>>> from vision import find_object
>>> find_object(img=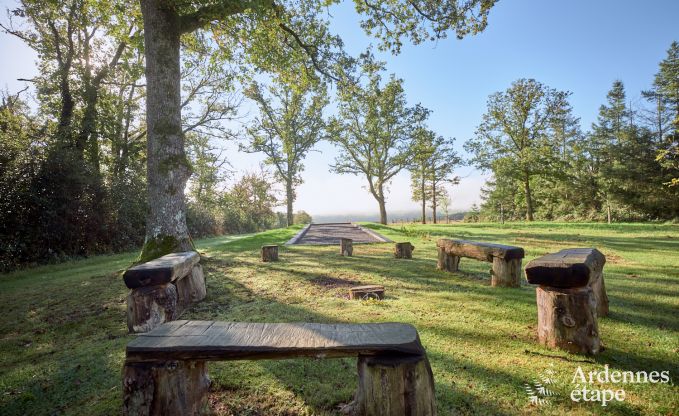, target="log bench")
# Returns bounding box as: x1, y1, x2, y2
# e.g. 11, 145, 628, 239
122, 320, 436, 416
436, 239, 525, 287
123, 252, 206, 333
525, 248, 607, 355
